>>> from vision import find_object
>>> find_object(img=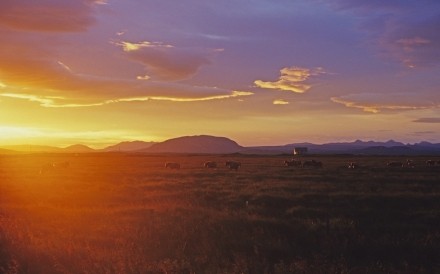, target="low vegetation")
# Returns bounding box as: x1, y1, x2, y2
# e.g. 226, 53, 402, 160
1, 153, 439, 273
